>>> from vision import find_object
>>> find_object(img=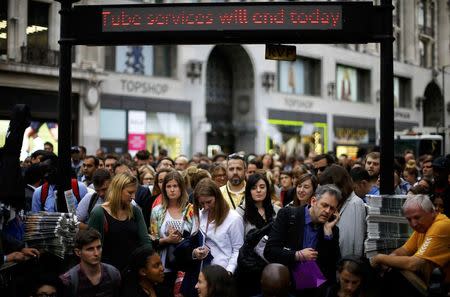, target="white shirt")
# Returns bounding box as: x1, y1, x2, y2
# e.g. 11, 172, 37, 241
193, 209, 244, 273
160, 211, 184, 272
